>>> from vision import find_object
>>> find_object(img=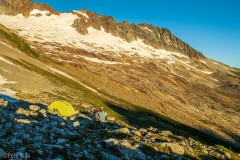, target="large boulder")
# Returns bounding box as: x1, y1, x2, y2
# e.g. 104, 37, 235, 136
132, 130, 142, 137
138, 128, 148, 135
29, 105, 40, 111
107, 117, 115, 124
15, 108, 30, 116
0, 148, 5, 158
15, 119, 31, 124
114, 128, 130, 135
158, 143, 185, 155
116, 147, 147, 160
101, 151, 121, 160
159, 130, 173, 136
104, 138, 119, 148
0, 129, 6, 137
0, 99, 8, 107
